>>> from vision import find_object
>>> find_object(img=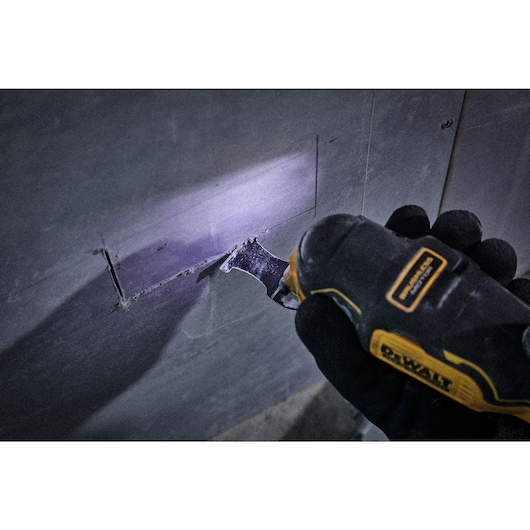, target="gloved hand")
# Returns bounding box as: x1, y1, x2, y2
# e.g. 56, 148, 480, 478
294, 205, 530, 440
